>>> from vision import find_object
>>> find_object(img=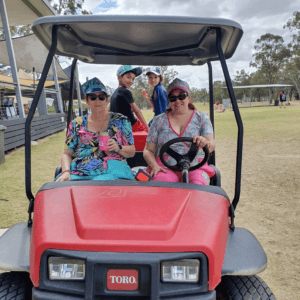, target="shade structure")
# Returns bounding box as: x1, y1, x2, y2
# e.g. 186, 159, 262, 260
0, 34, 69, 79
226, 84, 293, 89
0, 73, 68, 89
0, 0, 55, 26
32, 15, 243, 66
